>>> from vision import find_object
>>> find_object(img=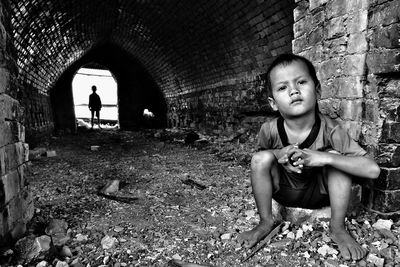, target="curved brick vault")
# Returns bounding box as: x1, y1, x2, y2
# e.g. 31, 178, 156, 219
10, 0, 295, 140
